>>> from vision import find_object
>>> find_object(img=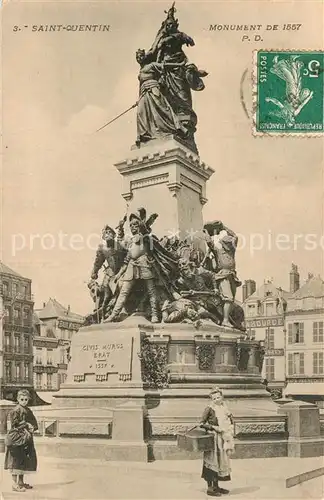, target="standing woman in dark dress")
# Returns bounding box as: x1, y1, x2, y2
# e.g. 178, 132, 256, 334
200, 387, 235, 496
4, 389, 38, 492
135, 48, 187, 146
